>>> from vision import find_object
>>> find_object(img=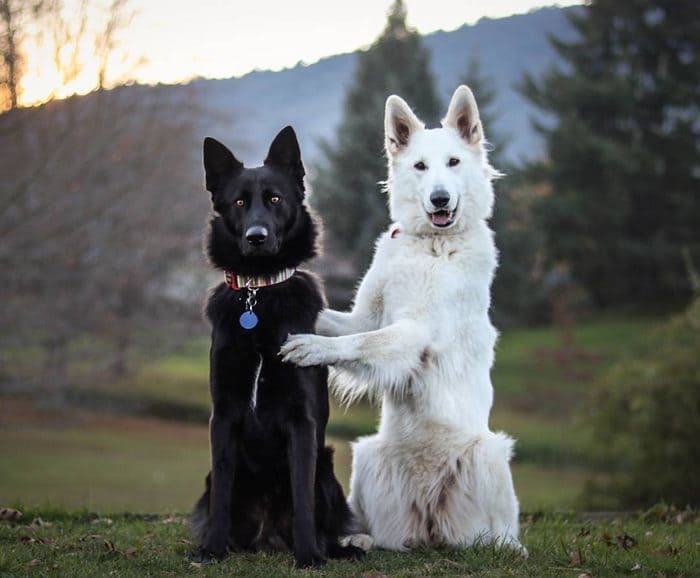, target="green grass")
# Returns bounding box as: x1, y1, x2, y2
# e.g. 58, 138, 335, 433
0, 507, 697, 577
100, 338, 211, 409
0, 414, 209, 513
102, 315, 662, 424
491, 316, 659, 411
0, 314, 668, 516
0, 407, 588, 514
